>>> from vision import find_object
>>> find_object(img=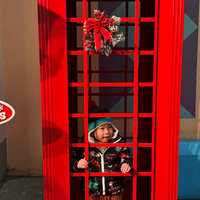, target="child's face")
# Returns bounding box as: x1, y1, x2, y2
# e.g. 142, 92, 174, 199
94, 123, 114, 143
